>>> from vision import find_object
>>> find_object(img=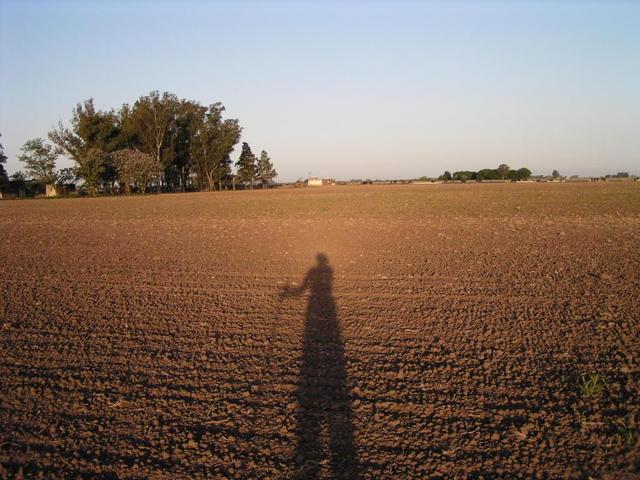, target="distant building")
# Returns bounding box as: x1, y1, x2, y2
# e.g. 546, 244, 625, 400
45, 184, 58, 197
306, 177, 323, 187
